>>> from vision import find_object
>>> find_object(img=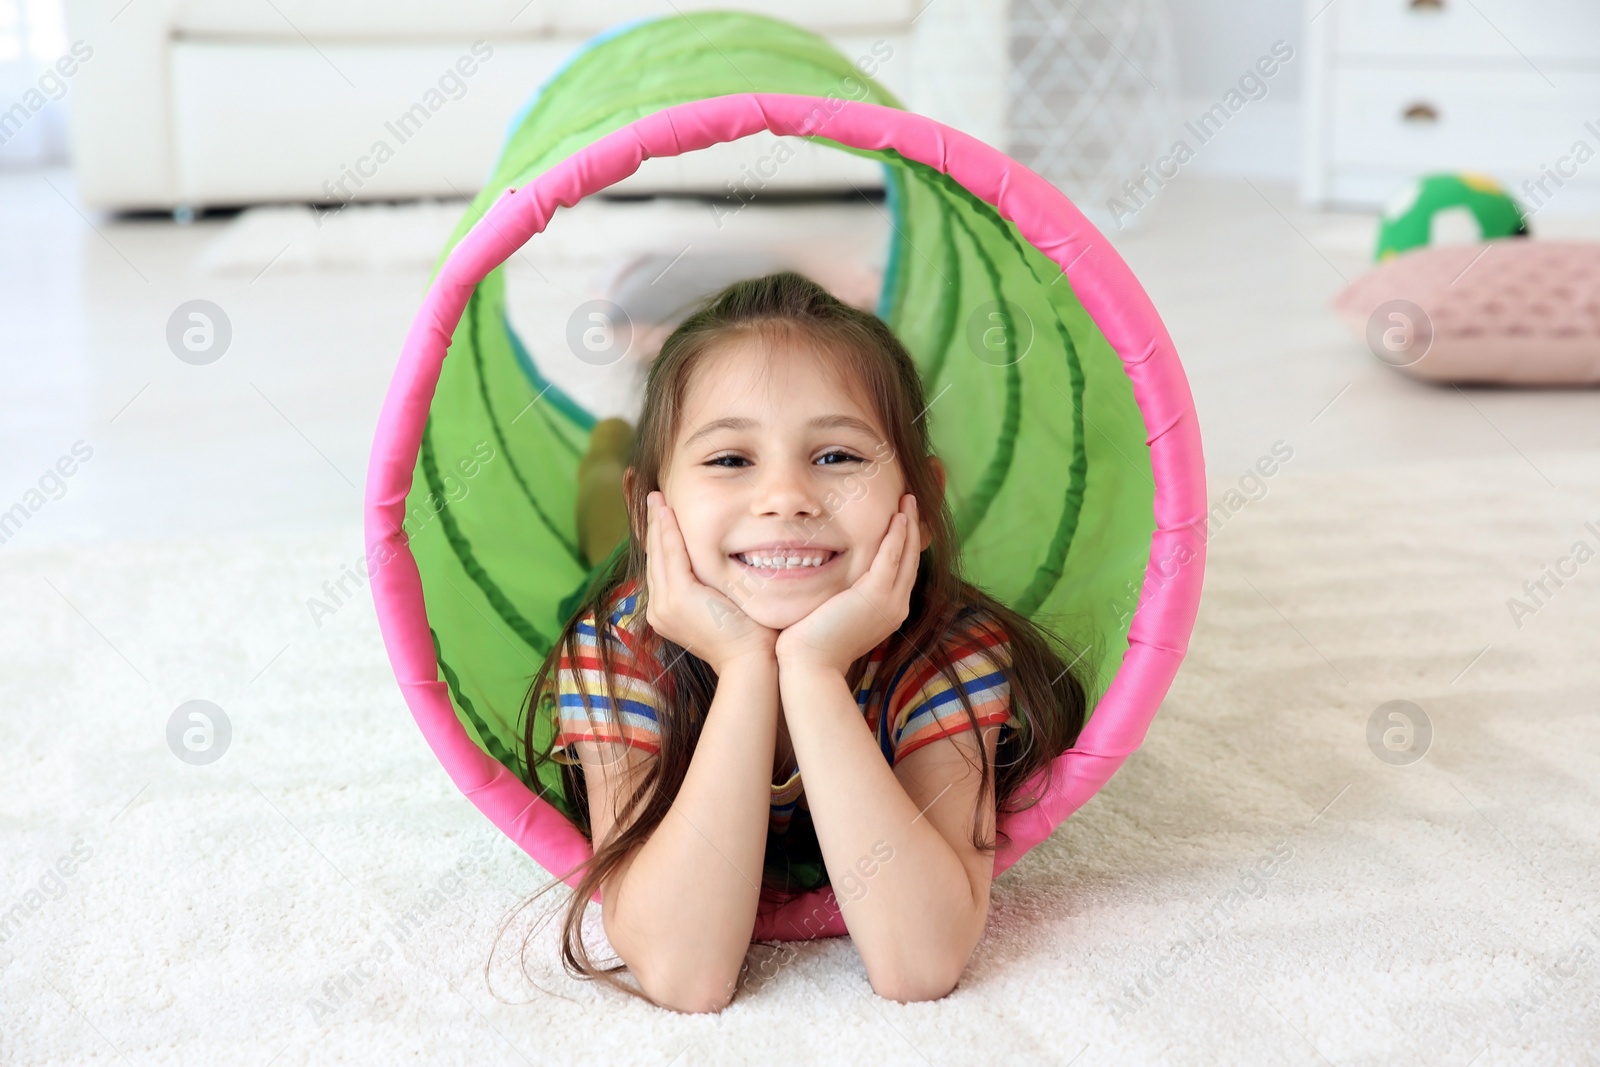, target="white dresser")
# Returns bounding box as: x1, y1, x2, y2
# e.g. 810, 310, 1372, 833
1301, 0, 1600, 212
